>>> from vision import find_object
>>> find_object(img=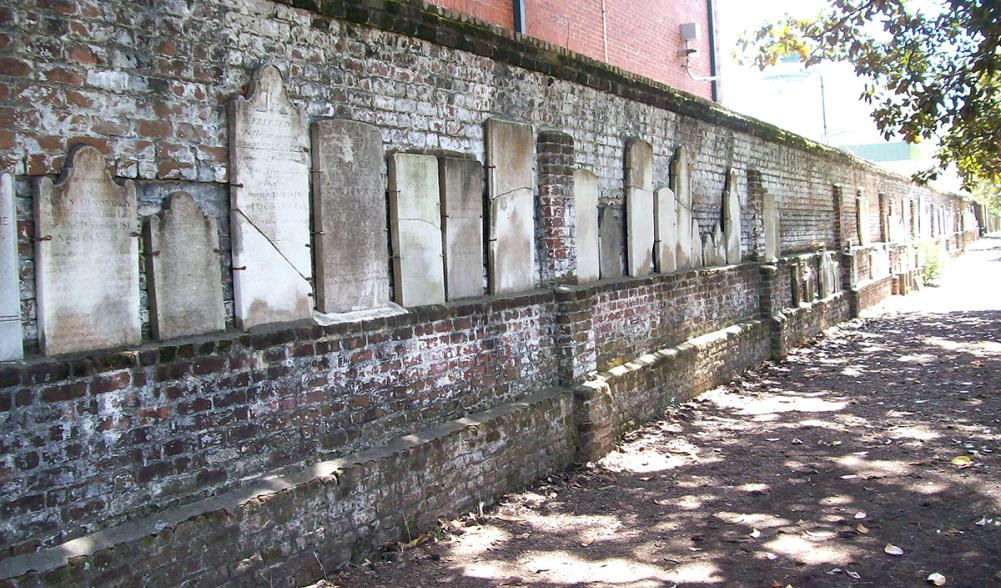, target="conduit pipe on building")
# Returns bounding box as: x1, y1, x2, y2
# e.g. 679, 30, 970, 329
600, 0, 609, 62
513, 0, 526, 33
706, 0, 719, 101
